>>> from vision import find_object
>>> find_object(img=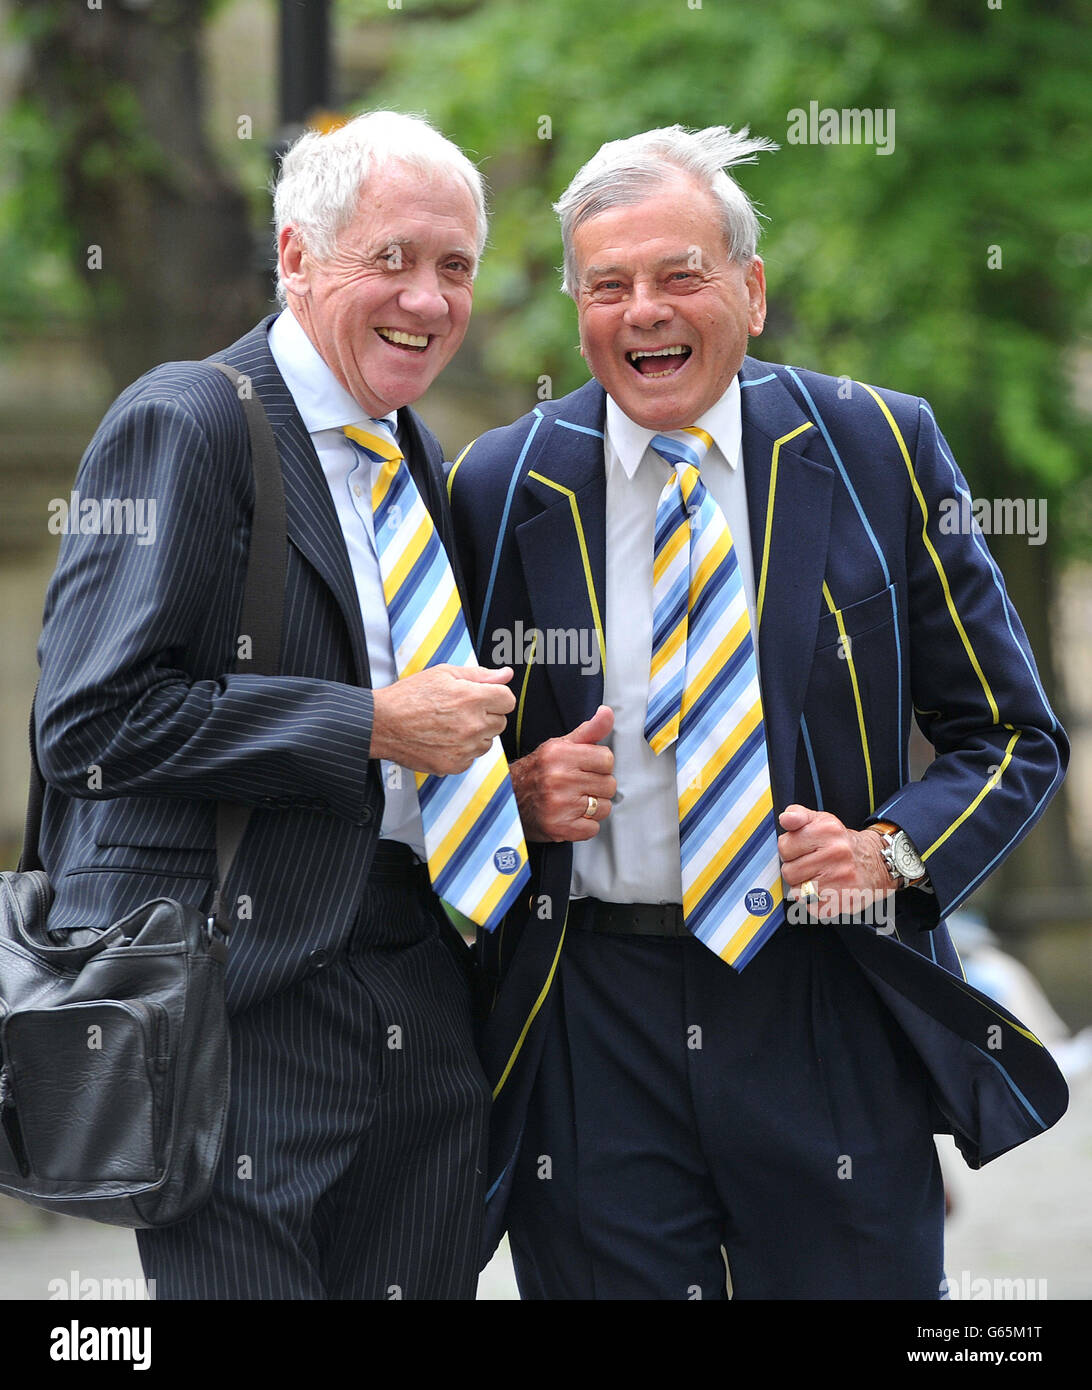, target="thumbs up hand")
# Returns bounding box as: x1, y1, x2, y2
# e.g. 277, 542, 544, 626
509, 705, 617, 842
